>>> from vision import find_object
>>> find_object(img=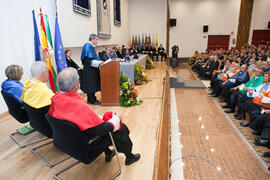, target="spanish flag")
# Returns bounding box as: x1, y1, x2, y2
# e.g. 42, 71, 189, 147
40, 12, 57, 93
